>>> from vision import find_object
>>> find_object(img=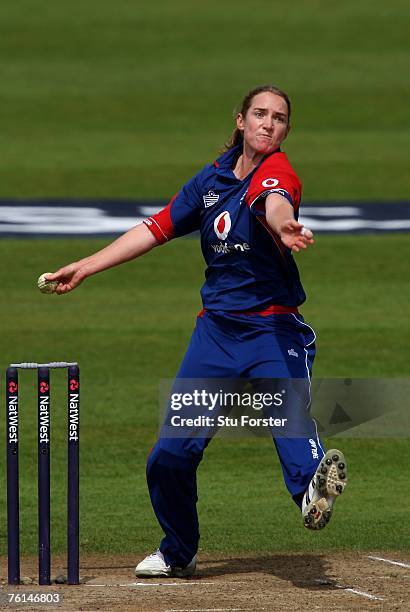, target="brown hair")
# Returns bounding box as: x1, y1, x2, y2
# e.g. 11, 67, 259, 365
224, 85, 291, 151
